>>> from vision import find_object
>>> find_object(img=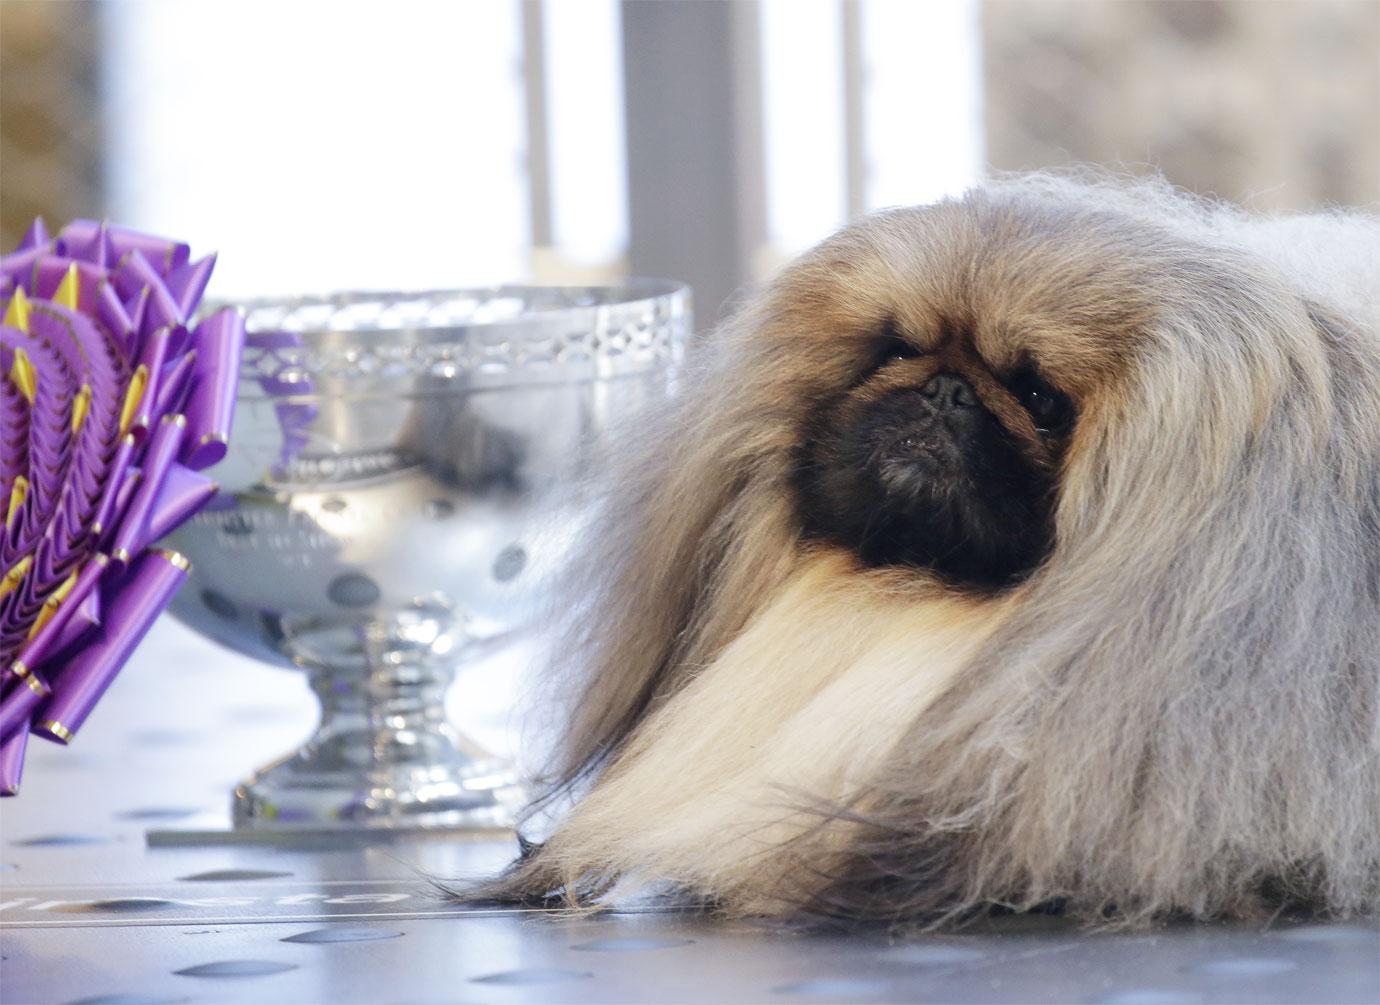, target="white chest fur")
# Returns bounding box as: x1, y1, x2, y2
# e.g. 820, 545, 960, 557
542, 551, 1013, 908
